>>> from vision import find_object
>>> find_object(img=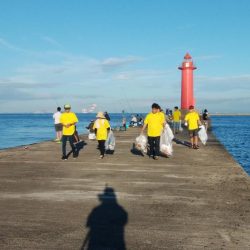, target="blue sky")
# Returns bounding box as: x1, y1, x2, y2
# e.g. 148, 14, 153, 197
0, 0, 250, 113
